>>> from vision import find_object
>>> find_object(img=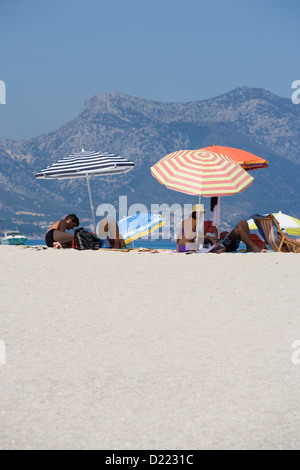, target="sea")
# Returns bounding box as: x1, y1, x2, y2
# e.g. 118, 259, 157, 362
26, 238, 178, 250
